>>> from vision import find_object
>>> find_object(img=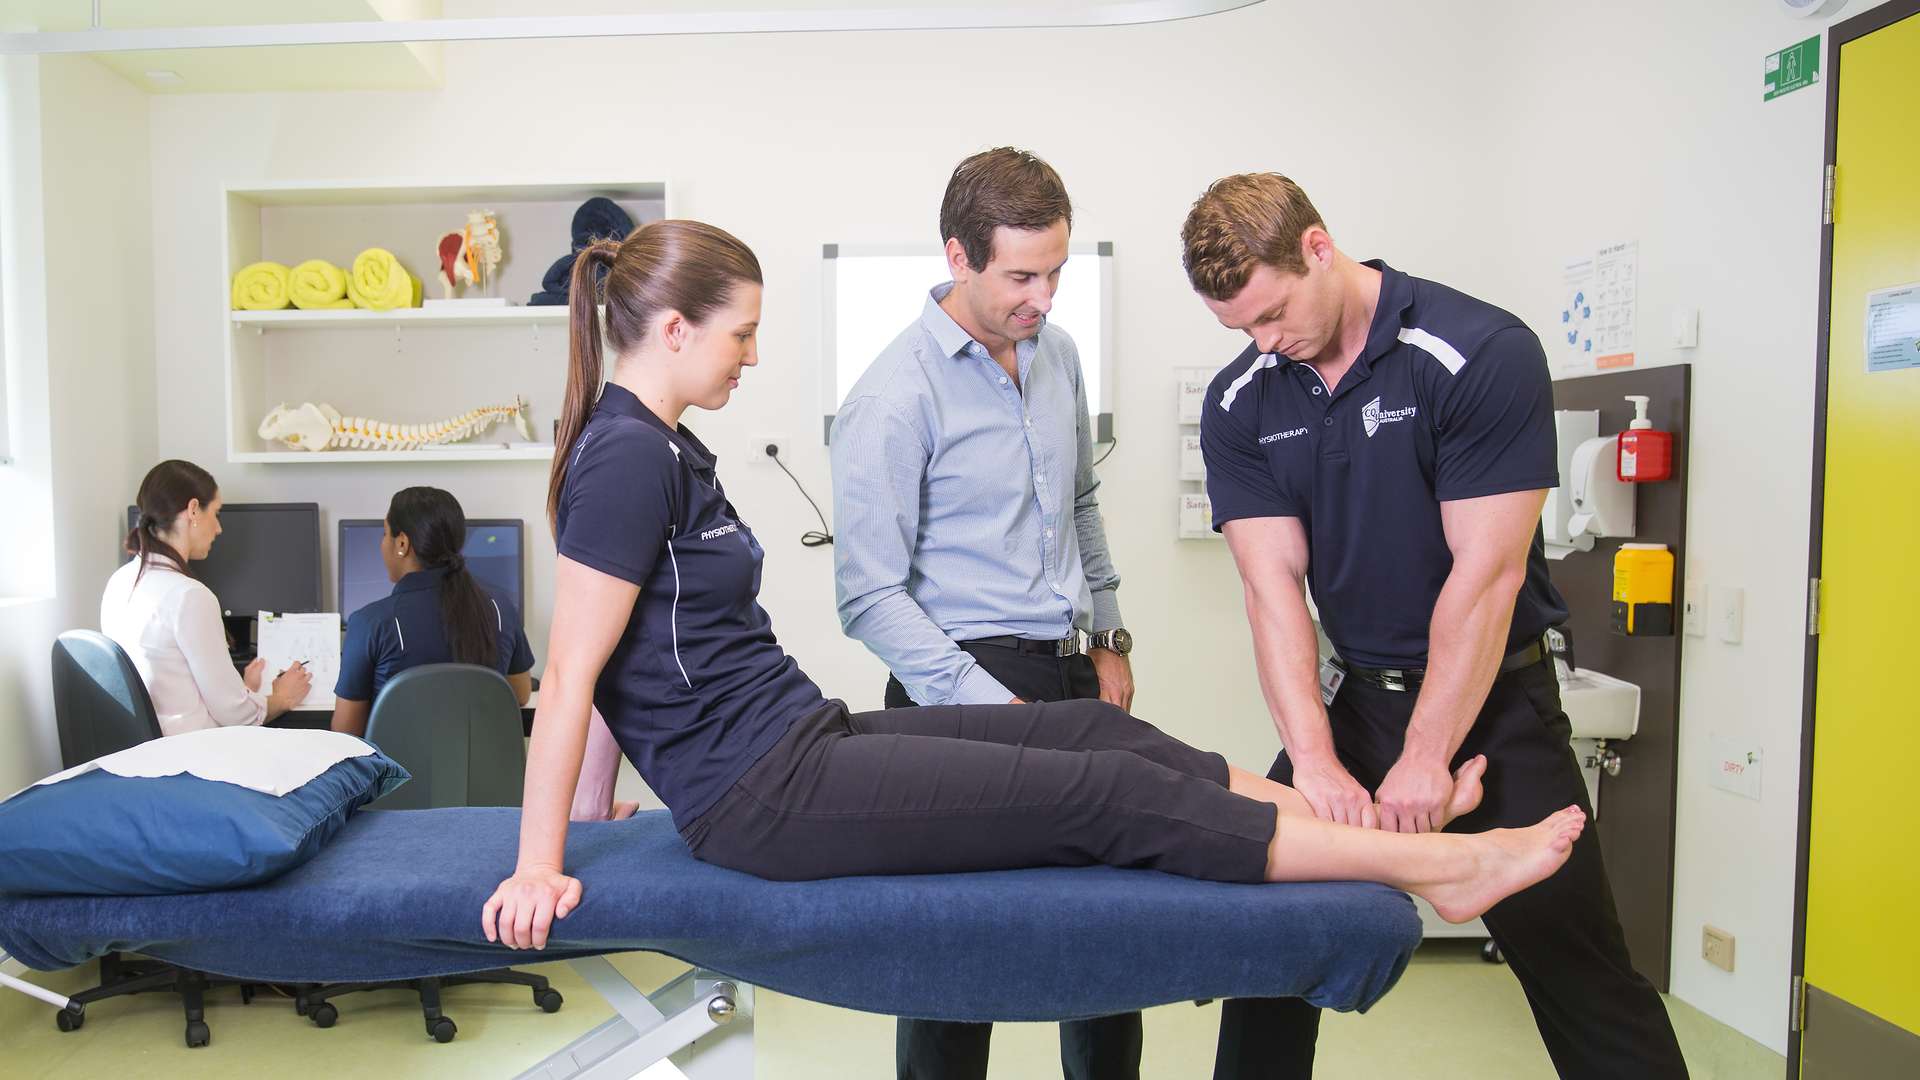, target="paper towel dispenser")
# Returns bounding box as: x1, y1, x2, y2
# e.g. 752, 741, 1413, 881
1567, 434, 1636, 546
1543, 410, 1599, 558
1542, 409, 1636, 557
